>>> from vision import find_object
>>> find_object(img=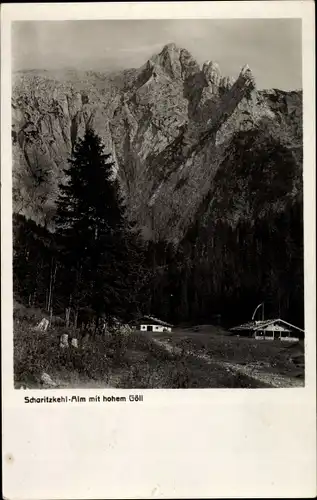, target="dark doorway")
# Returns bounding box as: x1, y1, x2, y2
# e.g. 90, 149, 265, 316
147, 325, 153, 331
